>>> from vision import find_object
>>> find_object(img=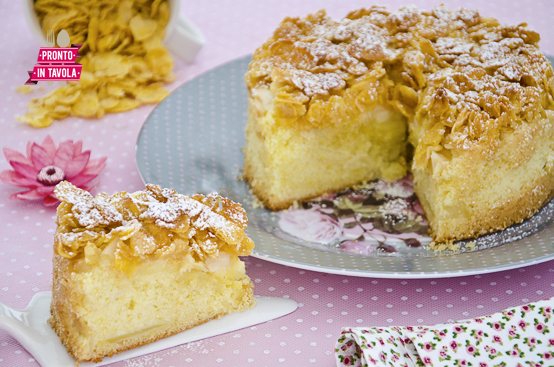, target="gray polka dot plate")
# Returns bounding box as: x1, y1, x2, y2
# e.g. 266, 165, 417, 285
136, 55, 554, 278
